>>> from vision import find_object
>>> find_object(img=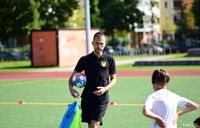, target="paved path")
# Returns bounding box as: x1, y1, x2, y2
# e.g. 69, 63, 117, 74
115, 55, 177, 65
35, 55, 177, 72
1, 55, 200, 80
